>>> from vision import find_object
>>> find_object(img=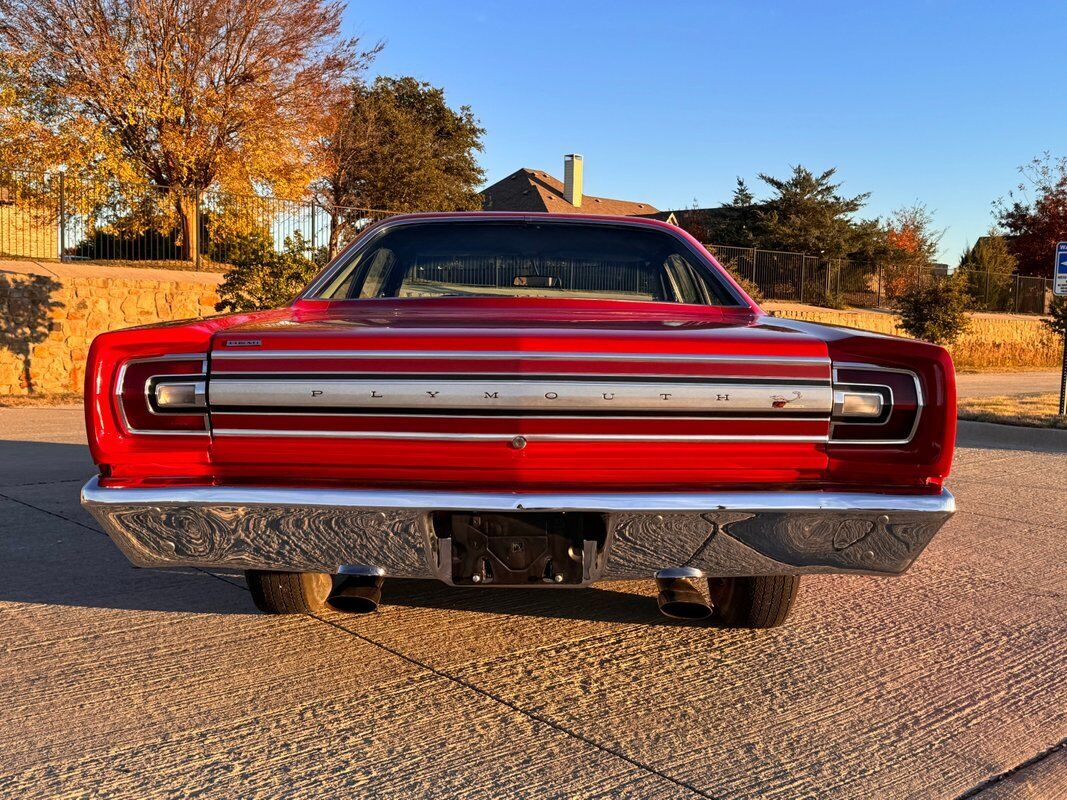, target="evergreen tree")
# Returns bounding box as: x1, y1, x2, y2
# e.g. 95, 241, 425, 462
957, 233, 1017, 309
756, 166, 877, 257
